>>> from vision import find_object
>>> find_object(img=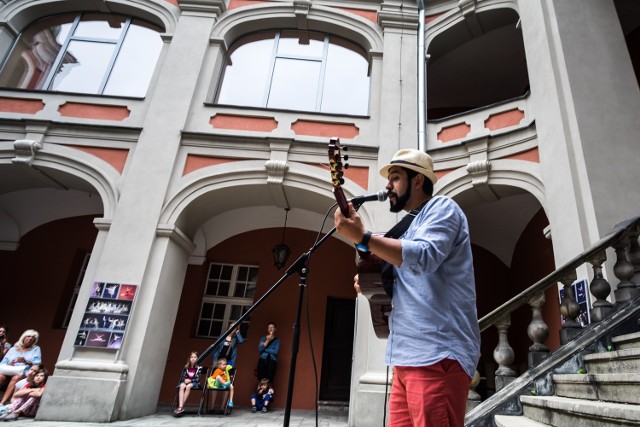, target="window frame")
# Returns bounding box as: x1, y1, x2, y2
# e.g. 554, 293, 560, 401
0, 12, 163, 97
196, 262, 257, 339
214, 30, 371, 115
62, 252, 91, 328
